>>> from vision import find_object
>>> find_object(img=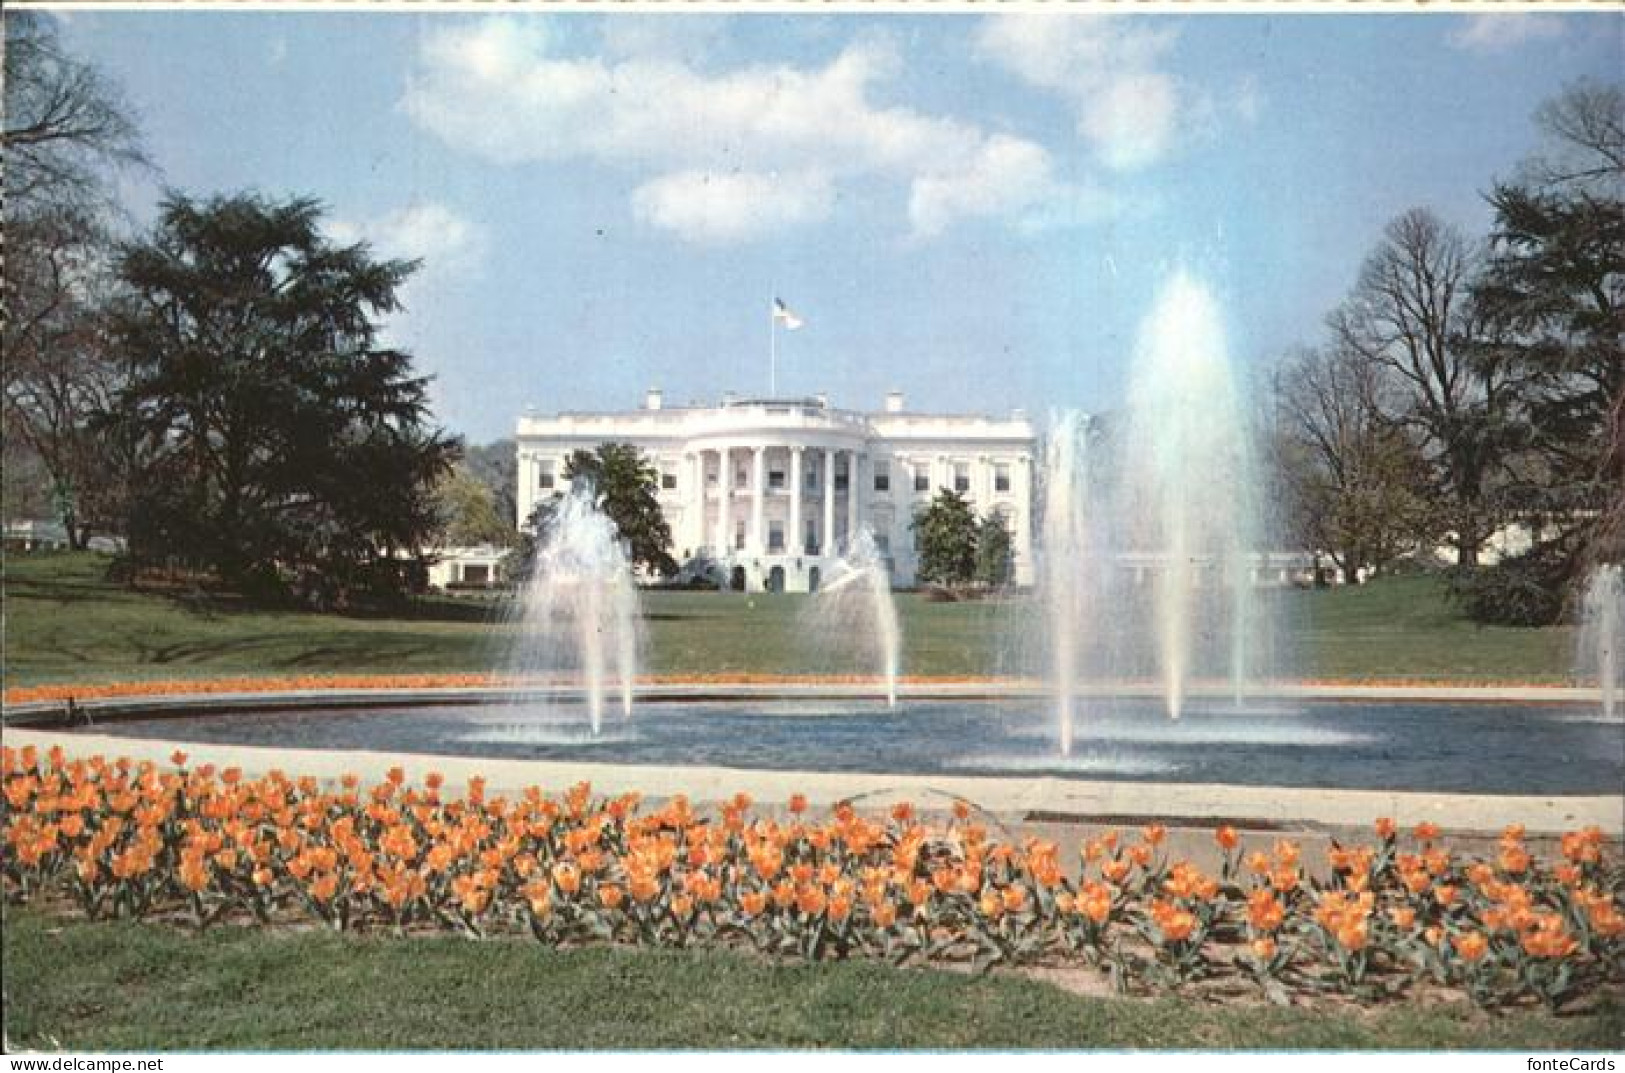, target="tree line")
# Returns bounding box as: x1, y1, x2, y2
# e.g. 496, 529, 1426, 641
1273, 79, 1622, 624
